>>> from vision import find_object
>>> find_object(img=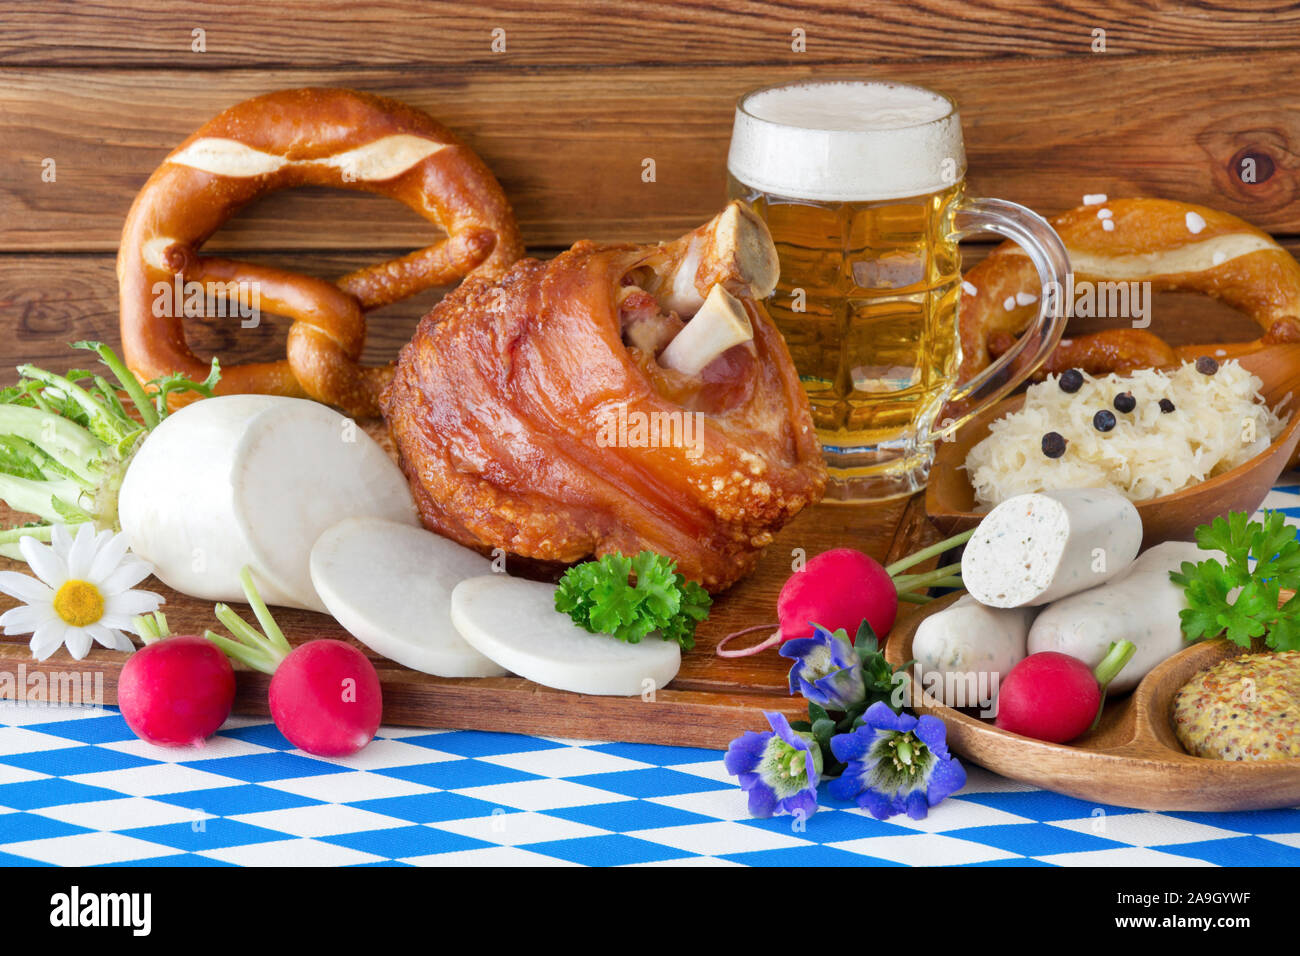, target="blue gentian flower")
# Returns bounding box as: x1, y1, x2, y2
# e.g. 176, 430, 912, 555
828, 701, 966, 820
779, 622, 867, 710
724, 711, 822, 819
